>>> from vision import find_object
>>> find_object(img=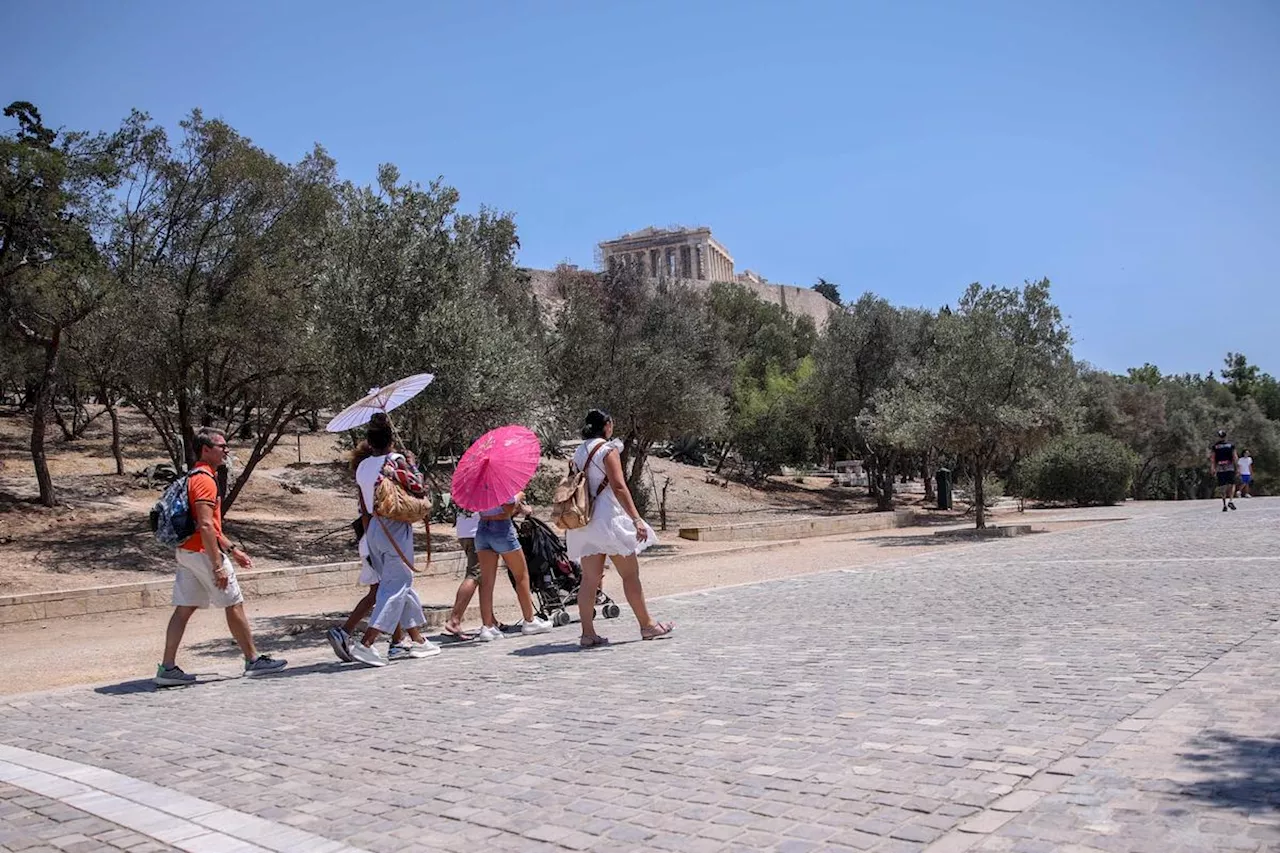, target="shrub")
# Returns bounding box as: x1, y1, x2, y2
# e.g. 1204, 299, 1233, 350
522, 467, 562, 505
955, 474, 1004, 509
1018, 434, 1137, 506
